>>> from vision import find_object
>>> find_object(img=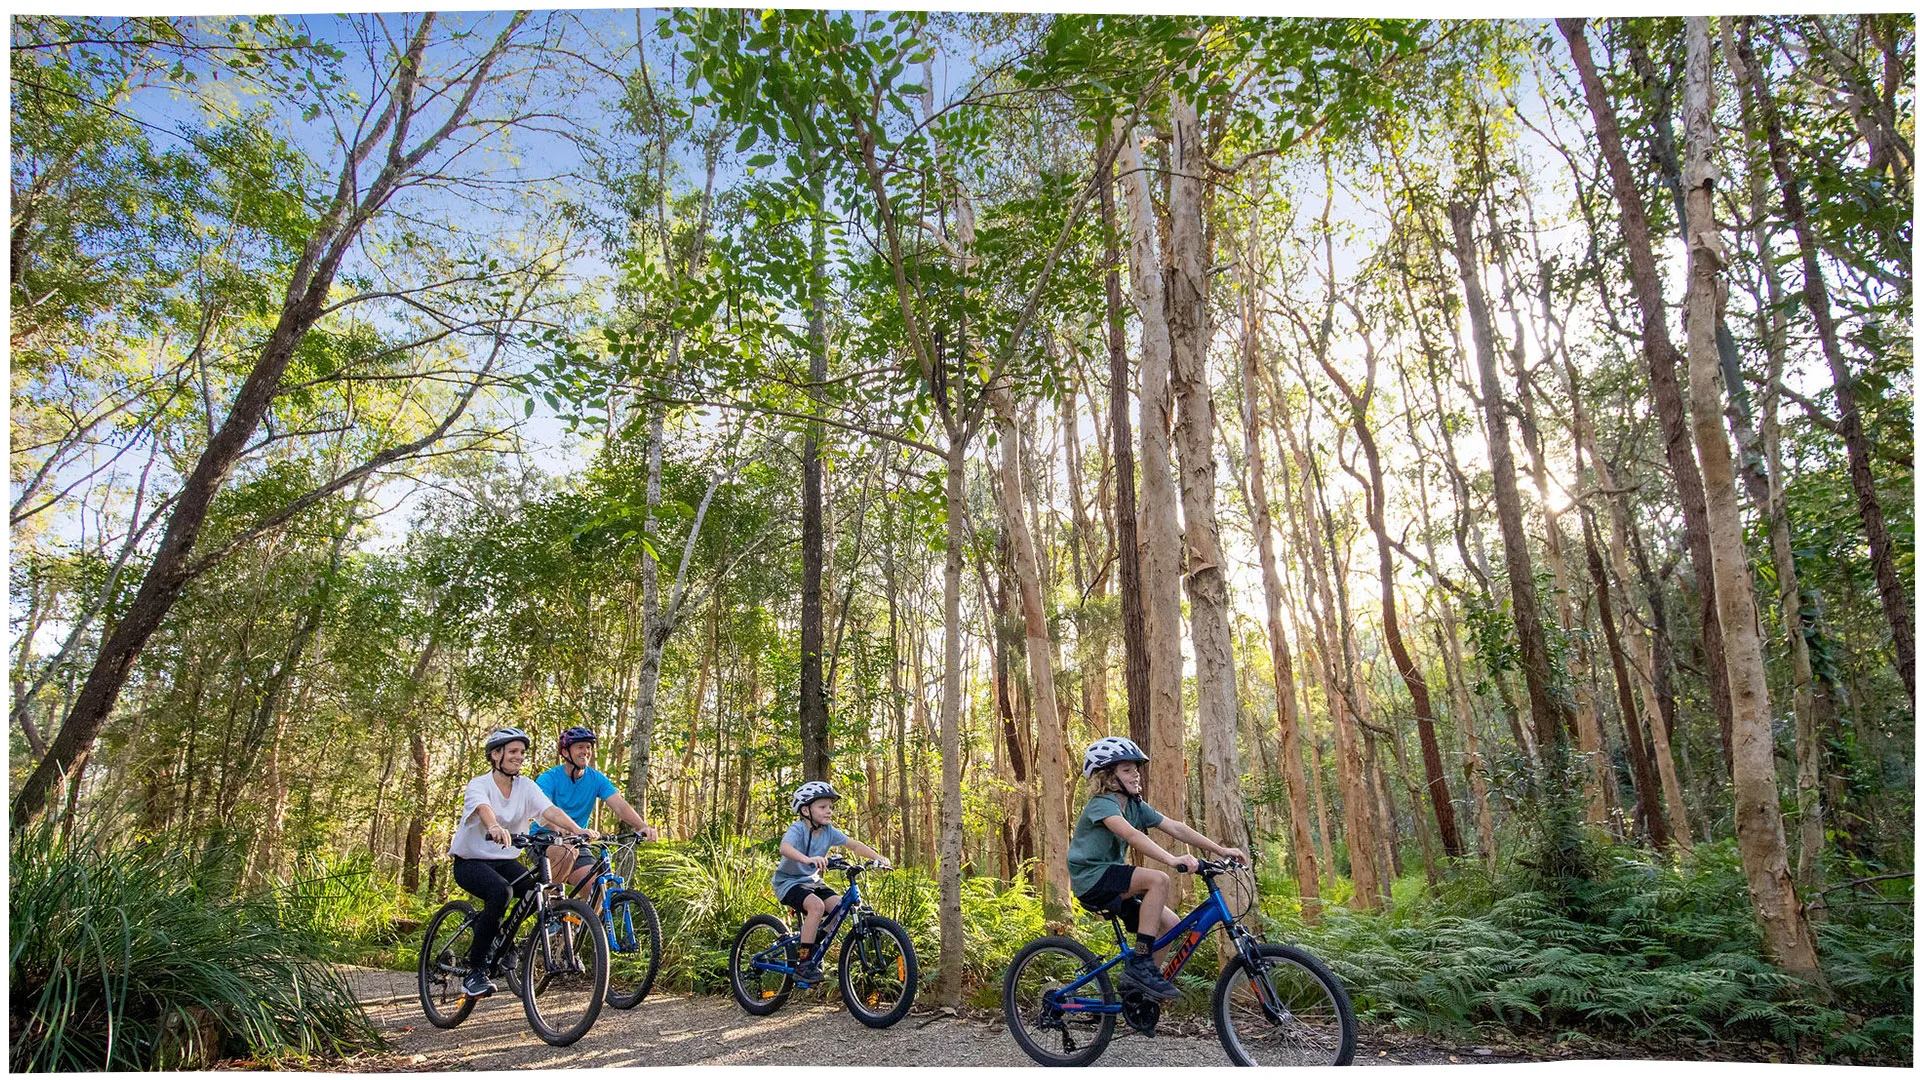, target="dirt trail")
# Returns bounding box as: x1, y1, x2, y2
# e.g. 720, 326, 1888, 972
352, 982, 1538, 1070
